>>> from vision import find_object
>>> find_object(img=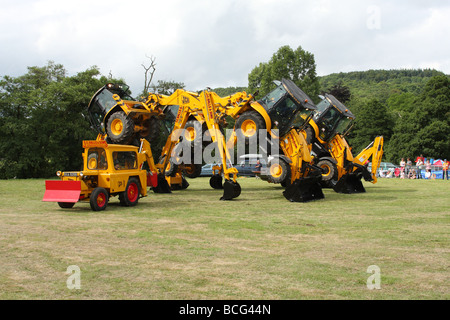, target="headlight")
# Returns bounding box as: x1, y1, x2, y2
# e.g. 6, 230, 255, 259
56, 171, 61, 177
